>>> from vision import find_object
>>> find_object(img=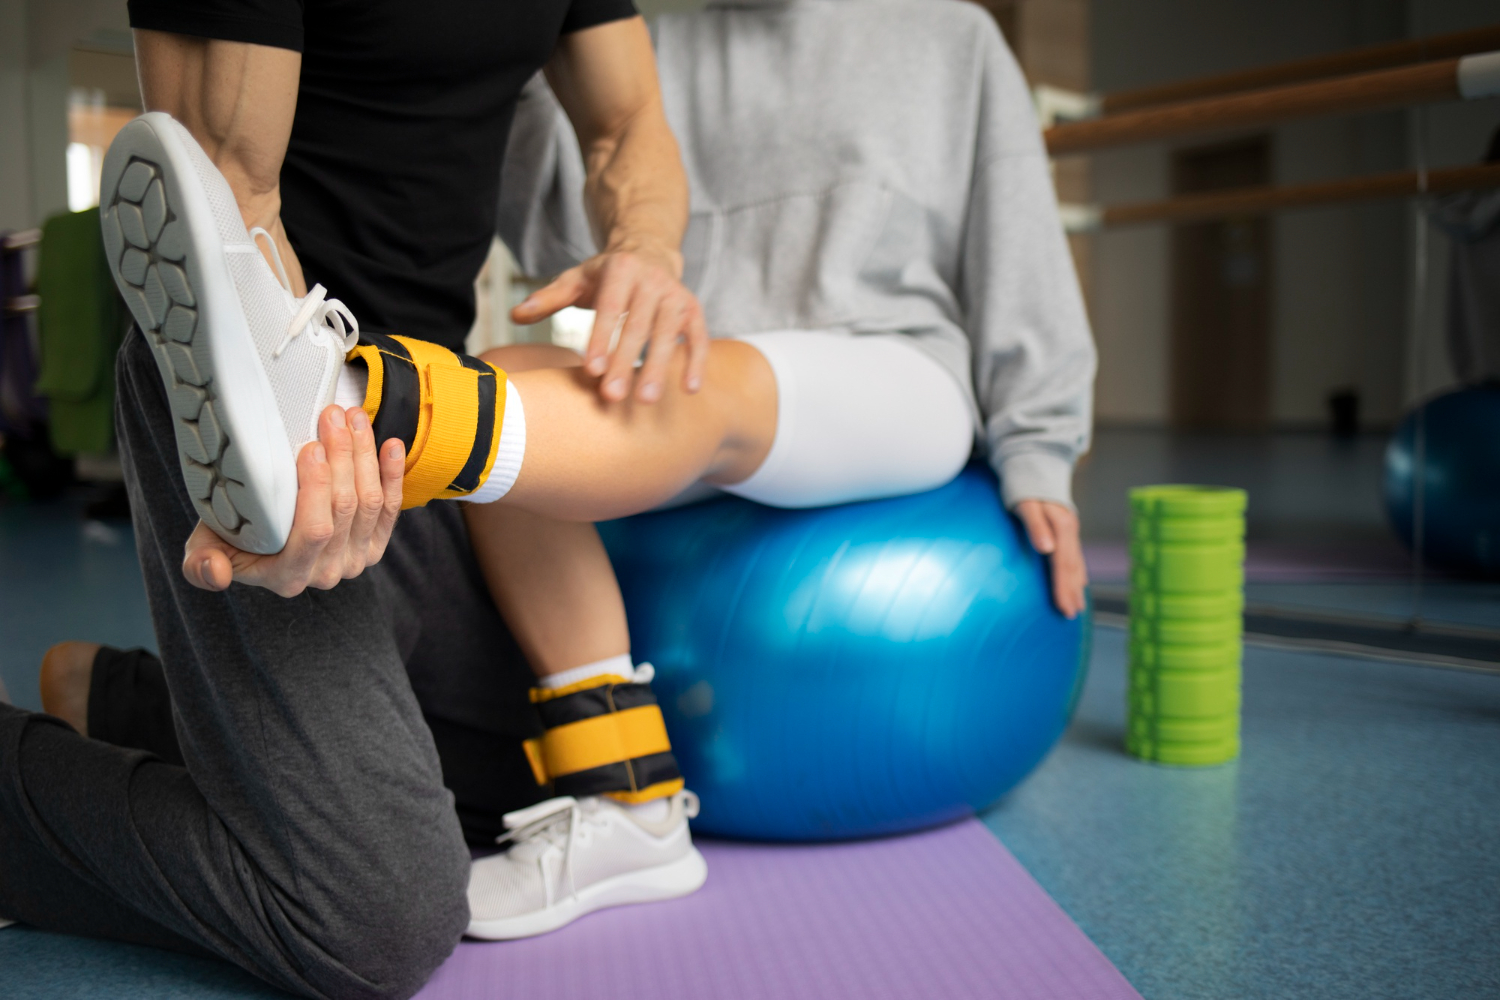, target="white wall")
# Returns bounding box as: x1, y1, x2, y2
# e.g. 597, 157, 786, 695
1089, 0, 1500, 428
0, 0, 34, 232
0, 0, 131, 232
